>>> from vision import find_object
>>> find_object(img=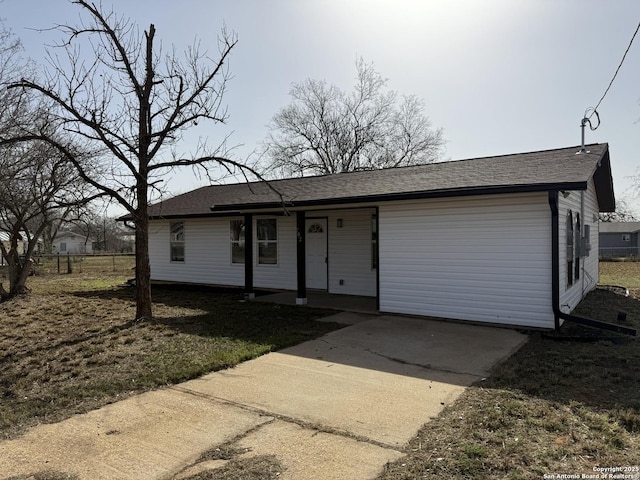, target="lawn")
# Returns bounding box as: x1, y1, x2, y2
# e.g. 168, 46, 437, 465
379, 261, 640, 479
0, 270, 341, 441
